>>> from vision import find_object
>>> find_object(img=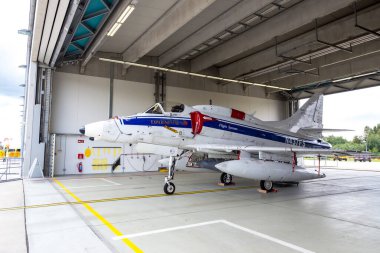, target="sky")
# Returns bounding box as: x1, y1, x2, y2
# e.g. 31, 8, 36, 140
0, 0, 29, 148
321, 86, 380, 140
0, 0, 379, 148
